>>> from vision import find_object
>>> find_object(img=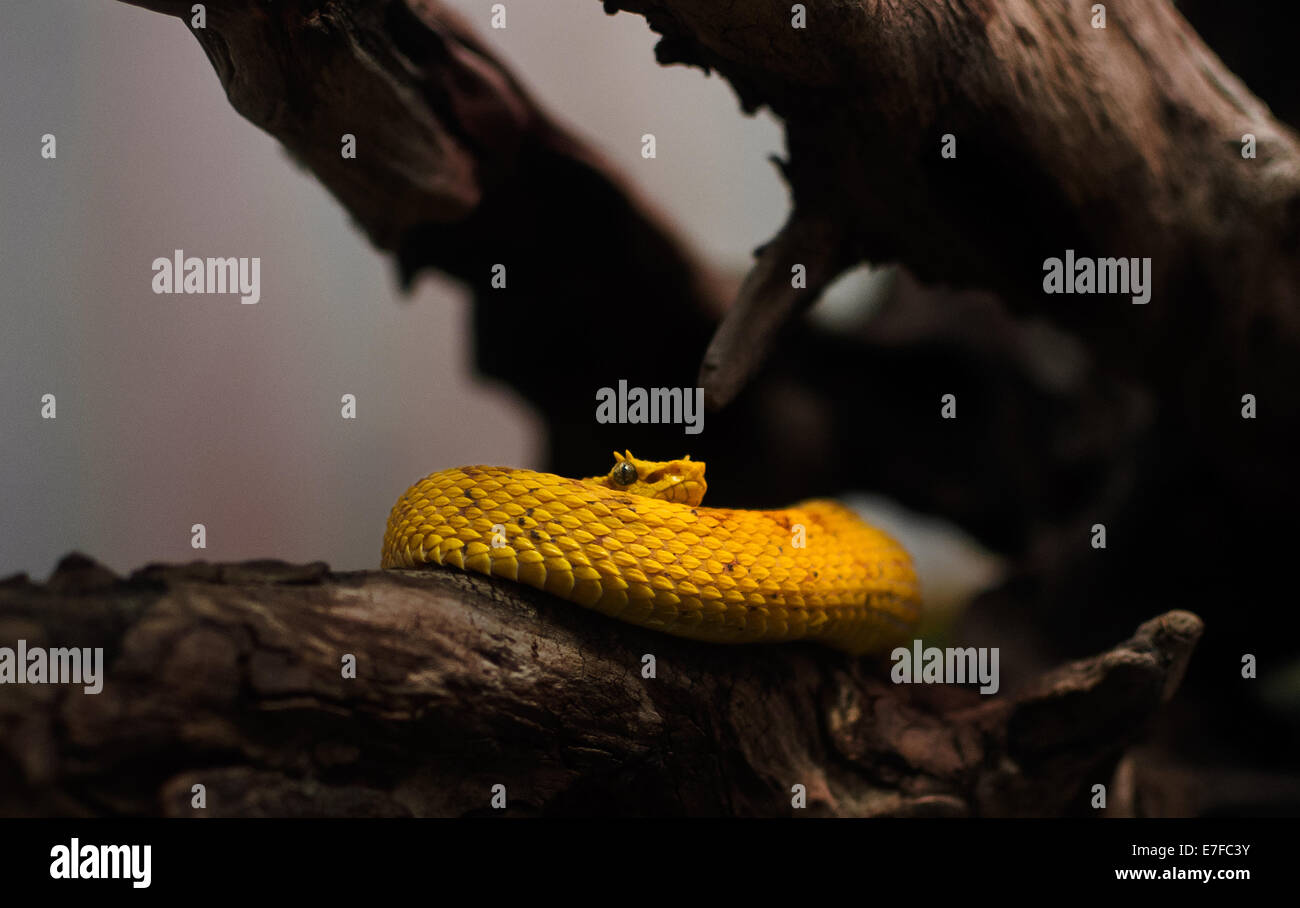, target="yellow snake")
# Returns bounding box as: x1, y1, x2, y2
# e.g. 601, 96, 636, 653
381, 451, 920, 655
